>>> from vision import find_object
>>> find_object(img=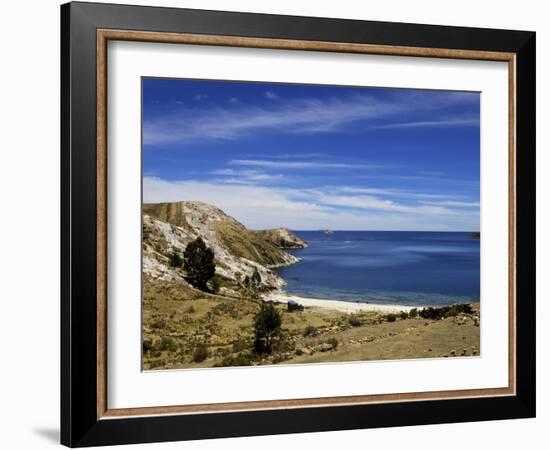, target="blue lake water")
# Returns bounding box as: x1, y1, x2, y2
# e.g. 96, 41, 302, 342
275, 231, 480, 307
